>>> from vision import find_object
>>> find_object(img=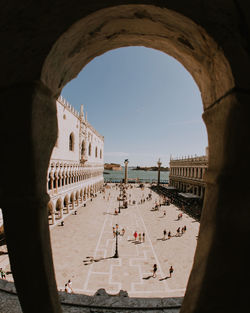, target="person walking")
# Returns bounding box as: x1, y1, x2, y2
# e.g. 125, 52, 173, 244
168, 231, 171, 239
163, 229, 167, 240
142, 232, 145, 242
169, 266, 174, 278
65, 283, 71, 293
0, 268, 6, 279
152, 264, 157, 278
67, 279, 73, 293
133, 231, 138, 241
138, 233, 141, 242
176, 227, 180, 237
